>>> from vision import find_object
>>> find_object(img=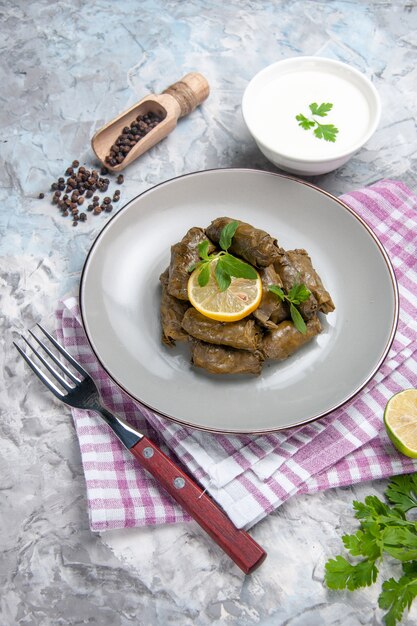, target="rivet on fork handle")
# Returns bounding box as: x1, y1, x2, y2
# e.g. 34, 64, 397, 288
131, 437, 267, 574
